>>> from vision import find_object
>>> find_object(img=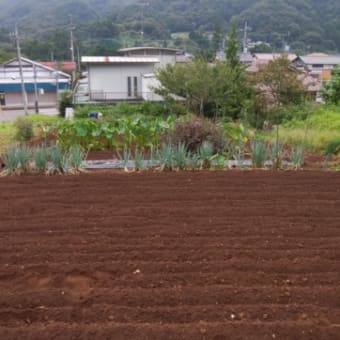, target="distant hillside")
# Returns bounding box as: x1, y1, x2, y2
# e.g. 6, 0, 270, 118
0, 0, 137, 32
120, 0, 340, 51
0, 0, 340, 62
